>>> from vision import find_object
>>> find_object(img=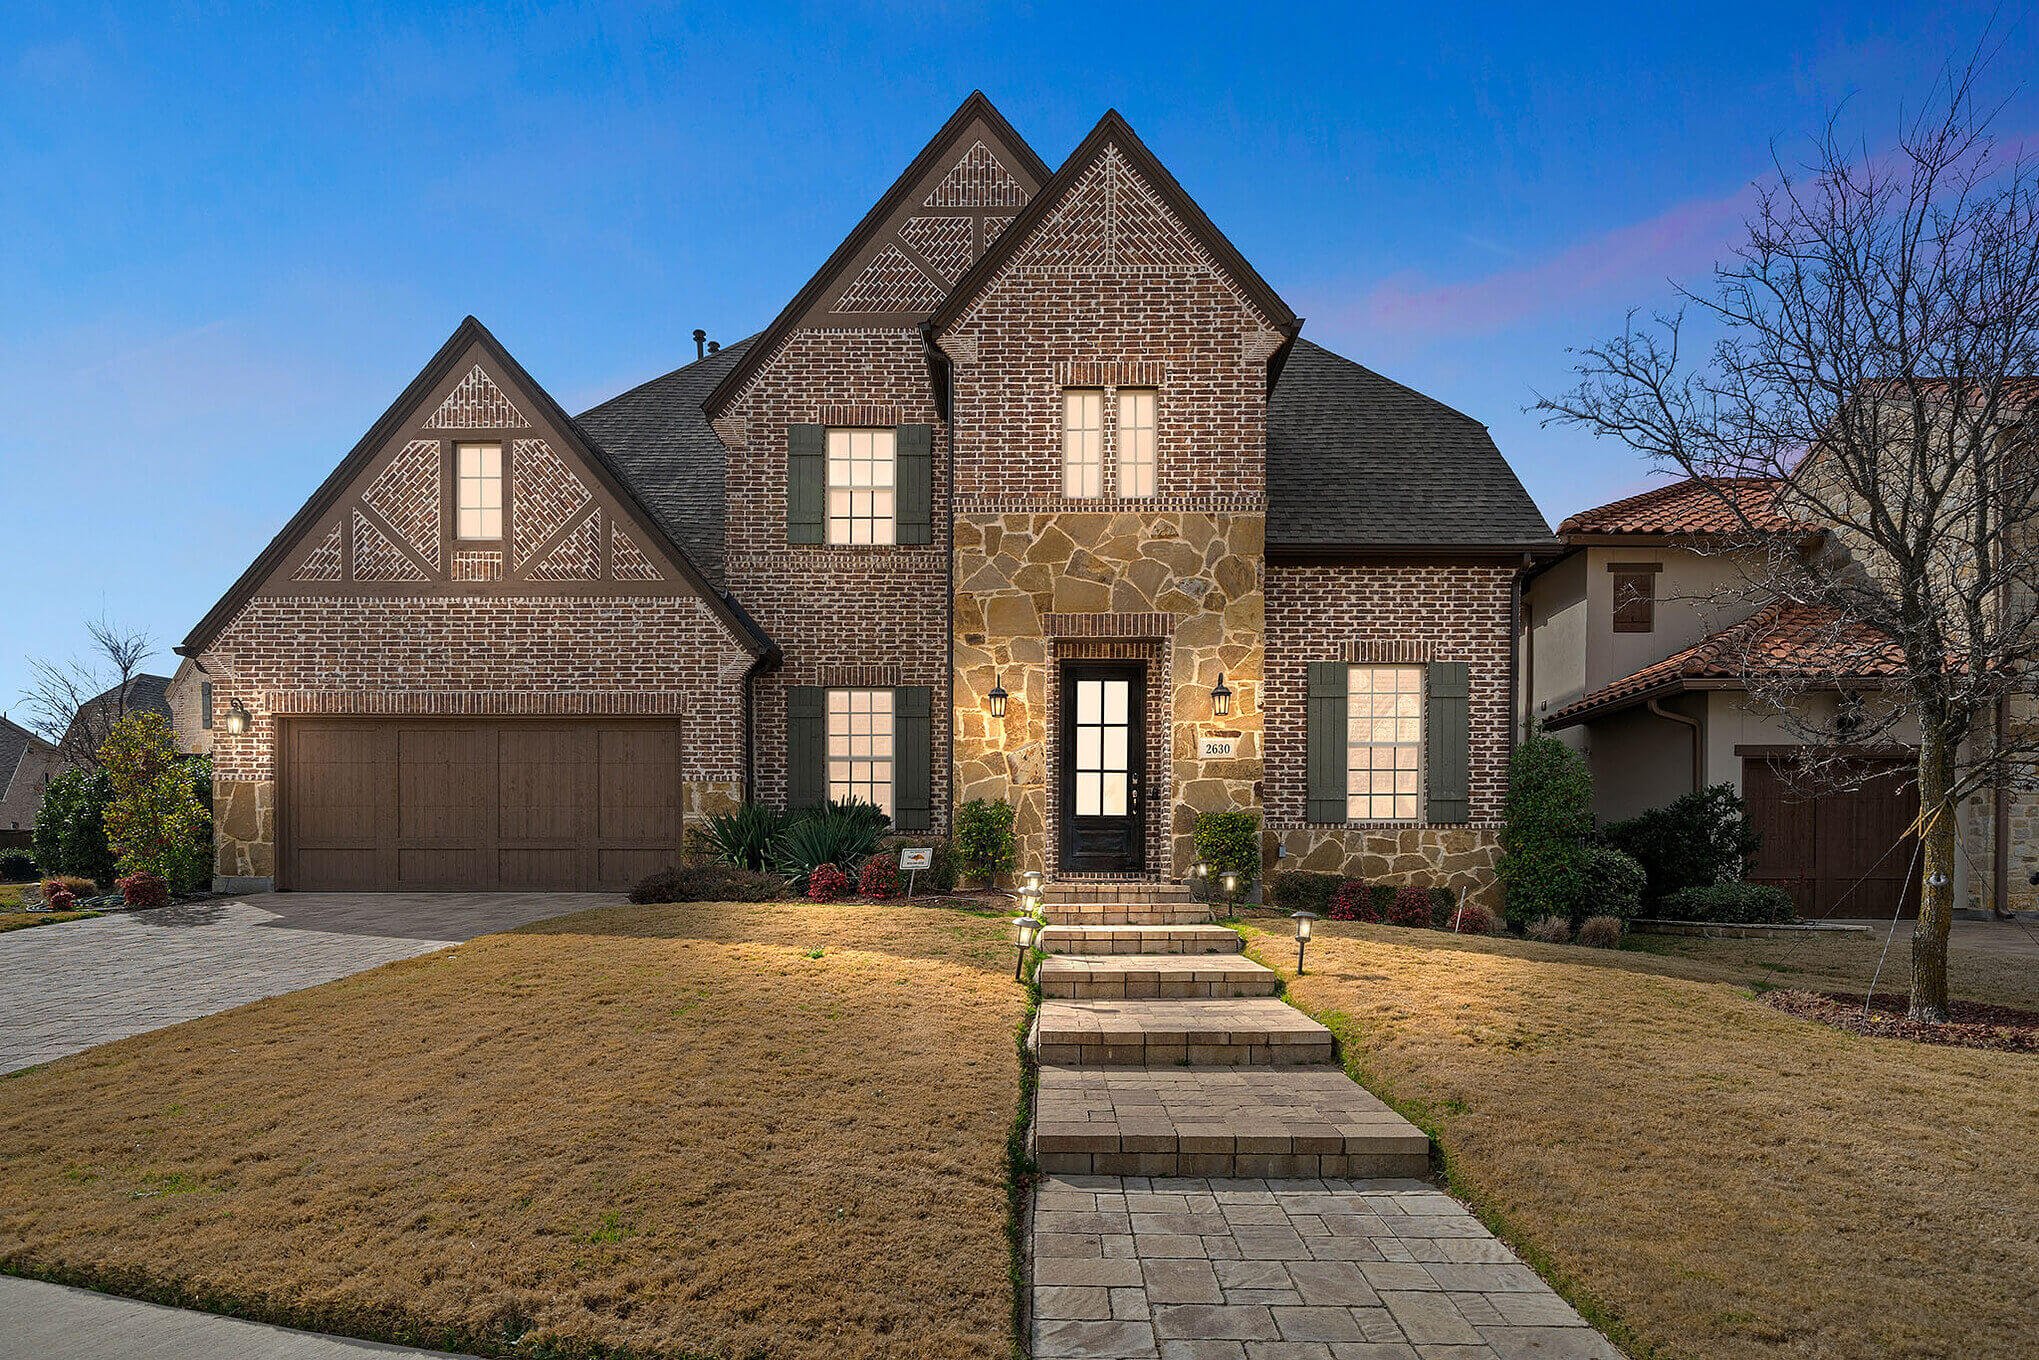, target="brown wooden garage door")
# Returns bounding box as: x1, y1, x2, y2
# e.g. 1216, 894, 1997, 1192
1743, 754, 1921, 920
281, 718, 682, 891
